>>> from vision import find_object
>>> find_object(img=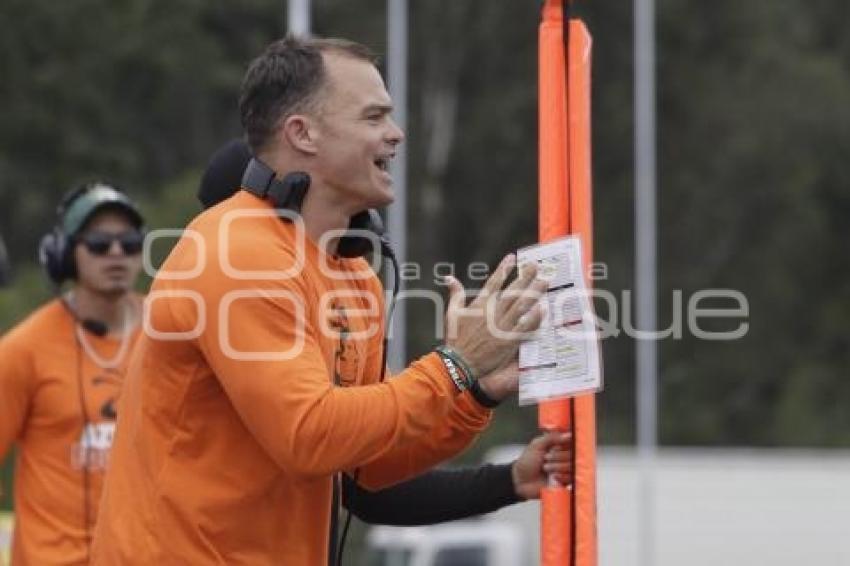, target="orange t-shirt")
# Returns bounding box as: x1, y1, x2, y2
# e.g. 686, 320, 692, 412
0, 300, 139, 566
91, 191, 492, 565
